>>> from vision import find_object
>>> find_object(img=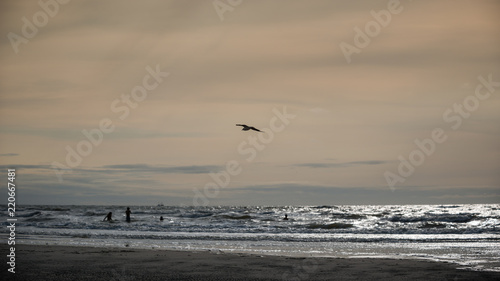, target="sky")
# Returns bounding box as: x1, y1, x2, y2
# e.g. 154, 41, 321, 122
0, 0, 499, 206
